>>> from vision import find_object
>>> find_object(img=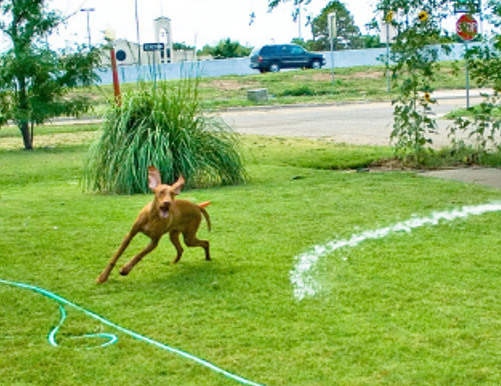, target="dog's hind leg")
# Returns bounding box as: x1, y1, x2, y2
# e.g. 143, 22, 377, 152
170, 231, 184, 264
119, 239, 159, 276
184, 233, 211, 261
